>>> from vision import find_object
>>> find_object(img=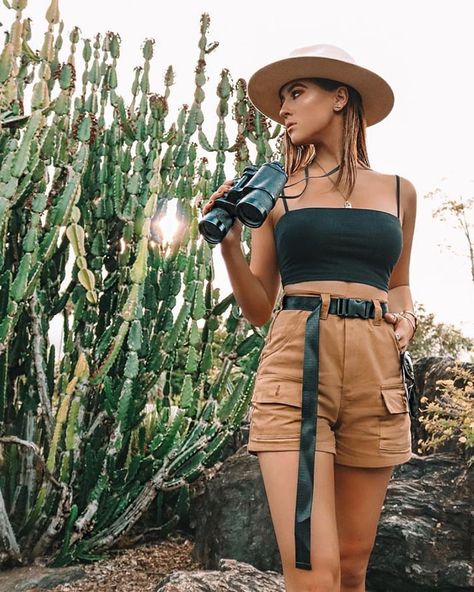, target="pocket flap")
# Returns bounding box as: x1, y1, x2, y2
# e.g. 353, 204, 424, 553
252, 379, 302, 408
380, 384, 409, 414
